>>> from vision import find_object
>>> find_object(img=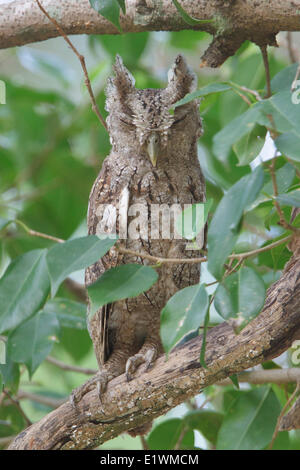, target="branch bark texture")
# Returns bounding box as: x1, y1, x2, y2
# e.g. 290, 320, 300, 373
8, 243, 300, 450
1, 1, 300, 65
